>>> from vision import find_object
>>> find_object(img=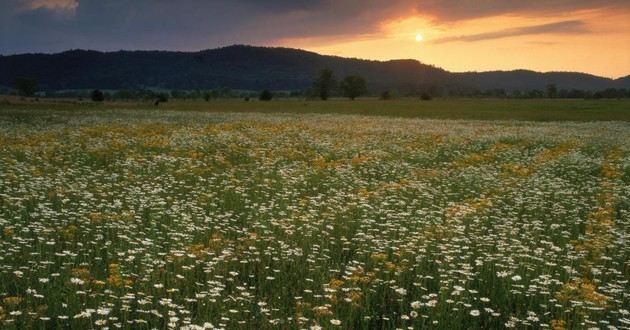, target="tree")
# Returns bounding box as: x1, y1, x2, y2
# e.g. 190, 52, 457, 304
313, 68, 336, 100
546, 84, 558, 98
91, 89, 105, 102
259, 89, 273, 101
340, 75, 367, 100
14, 77, 38, 97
